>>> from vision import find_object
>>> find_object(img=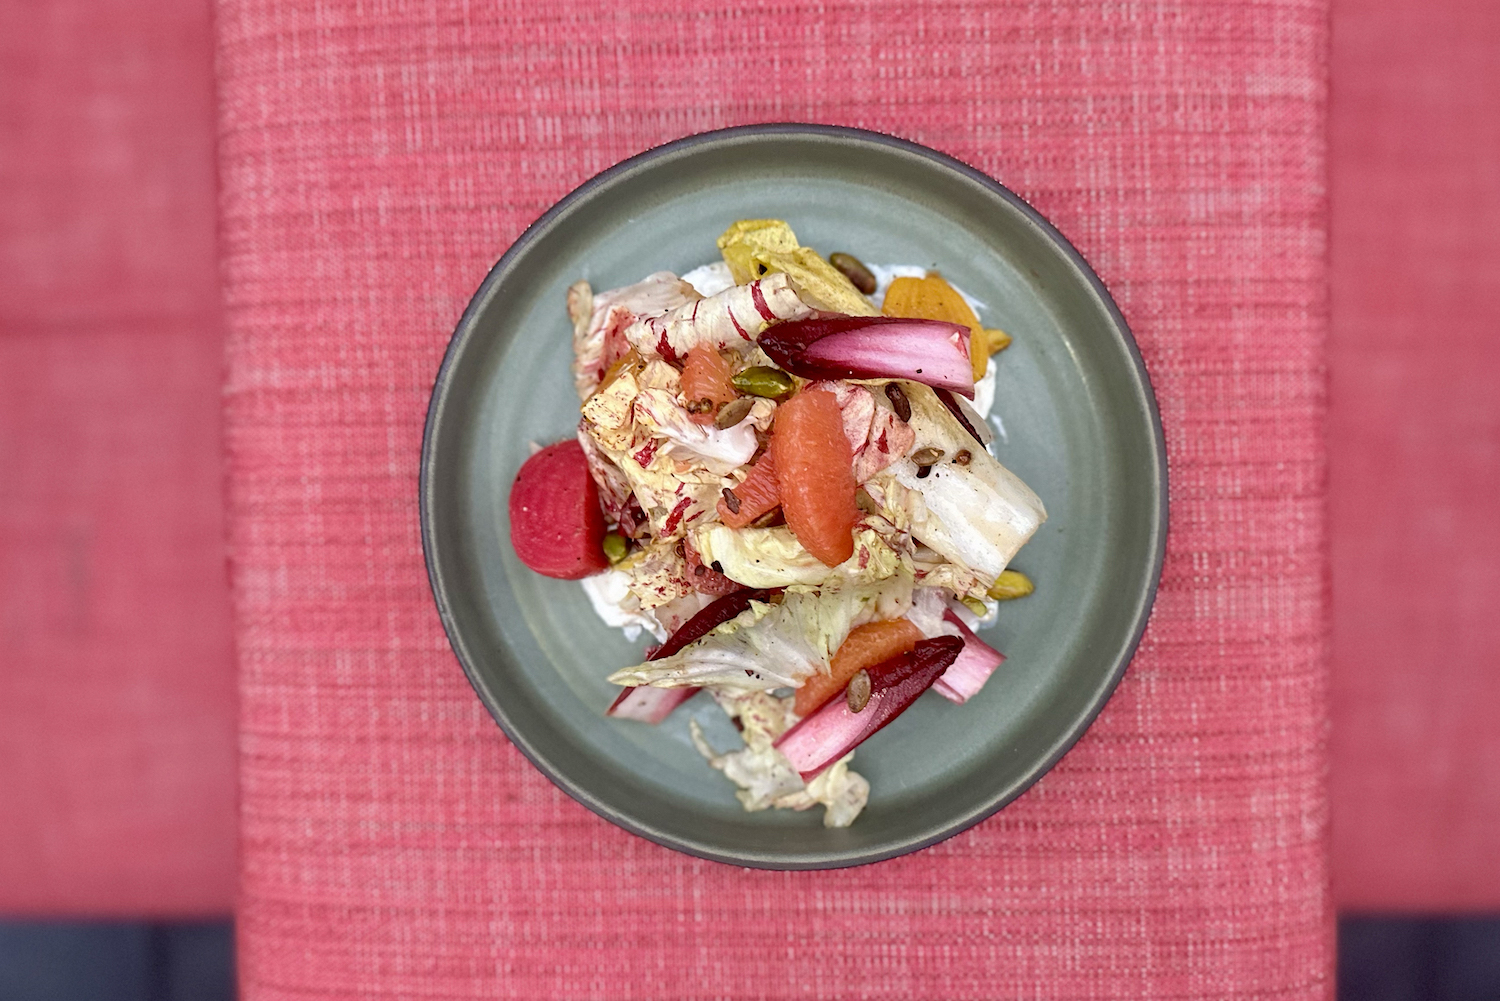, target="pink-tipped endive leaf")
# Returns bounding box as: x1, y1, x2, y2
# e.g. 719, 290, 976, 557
932, 610, 1005, 704
606, 587, 777, 724
606, 685, 699, 723
773, 635, 963, 780
936, 388, 993, 447
759, 316, 976, 399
